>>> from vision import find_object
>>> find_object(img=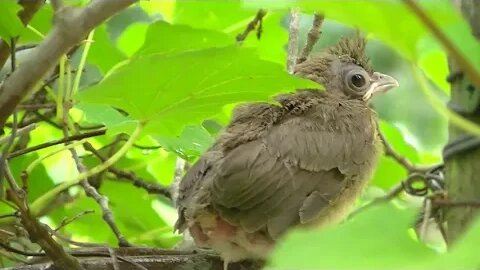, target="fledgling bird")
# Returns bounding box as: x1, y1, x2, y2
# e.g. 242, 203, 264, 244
174, 35, 399, 268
